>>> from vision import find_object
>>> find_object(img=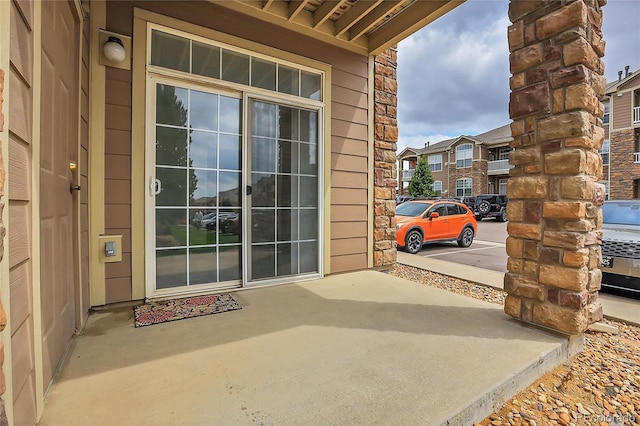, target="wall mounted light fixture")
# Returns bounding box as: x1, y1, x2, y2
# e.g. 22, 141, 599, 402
103, 36, 126, 63
99, 30, 131, 70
